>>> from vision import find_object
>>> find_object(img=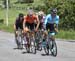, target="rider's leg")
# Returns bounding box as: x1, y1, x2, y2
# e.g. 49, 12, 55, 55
51, 35, 55, 41
14, 24, 19, 48
15, 30, 20, 48
50, 35, 55, 50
